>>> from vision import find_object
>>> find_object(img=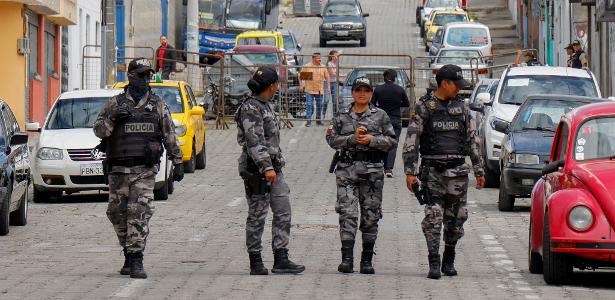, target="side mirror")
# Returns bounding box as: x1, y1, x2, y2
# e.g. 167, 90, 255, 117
542, 159, 564, 175
191, 106, 205, 116
10, 132, 28, 146
363, 13, 370, 17
493, 119, 509, 134
26, 122, 41, 132
476, 92, 492, 106
425, 21, 432, 27
316, 13, 323, 18
297, 43, 302, 50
